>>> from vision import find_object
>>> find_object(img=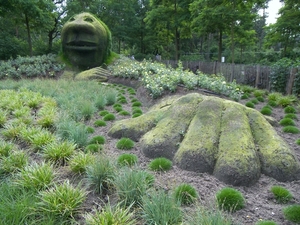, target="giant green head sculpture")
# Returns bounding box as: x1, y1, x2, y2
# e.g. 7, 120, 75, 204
61, 12, 112, 69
